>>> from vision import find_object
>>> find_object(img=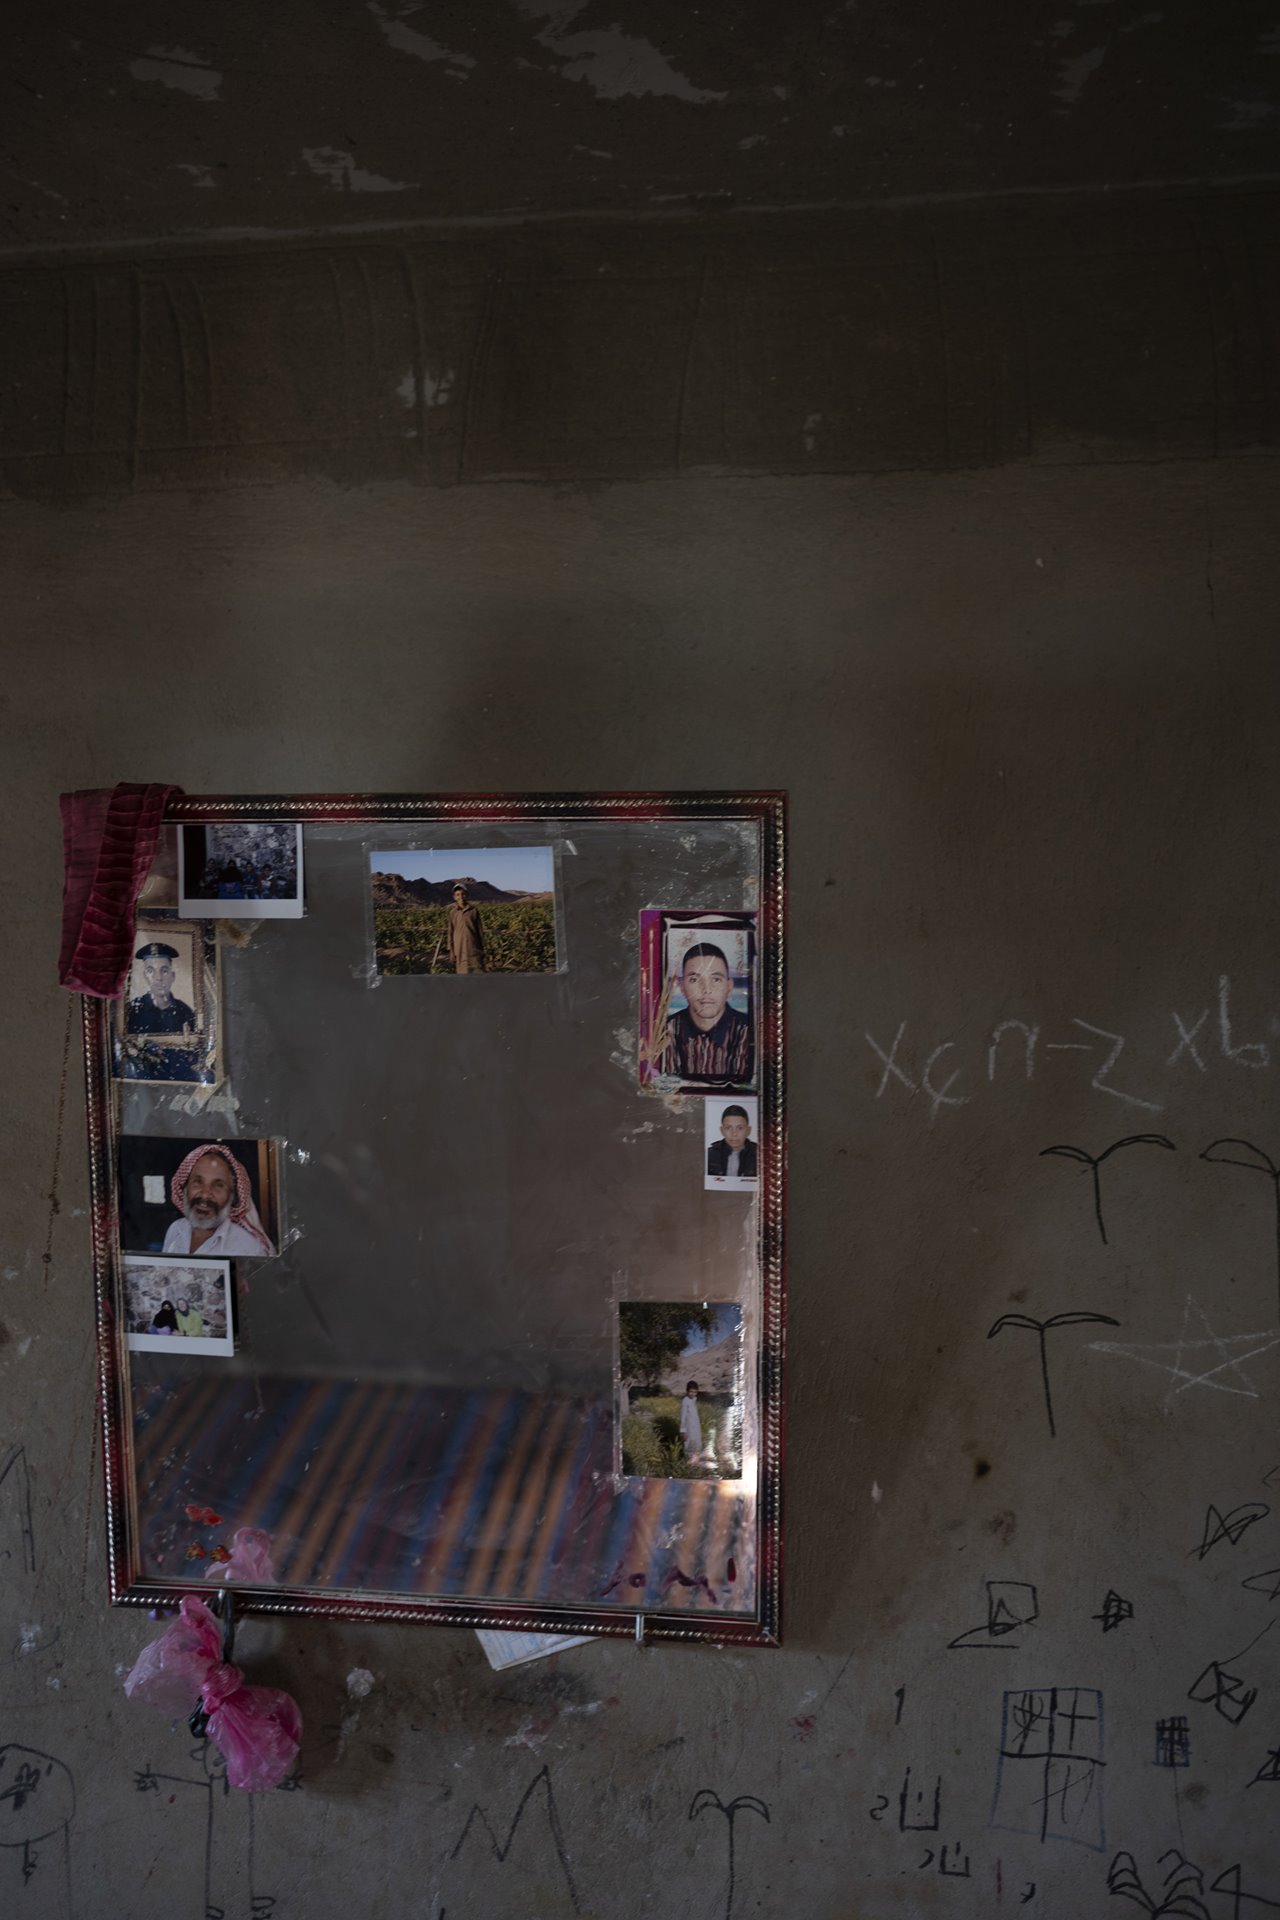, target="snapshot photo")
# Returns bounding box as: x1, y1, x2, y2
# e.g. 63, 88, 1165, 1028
112, 917, 220, 1085
178, 823, 304, 919
369, 845, 558, 976
618, 1302, 744, 1481
118, 1137, 280, 1259
704, 1096, 760, 1191
124, 1255, 234, 1358
639, 909, 757, 1092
